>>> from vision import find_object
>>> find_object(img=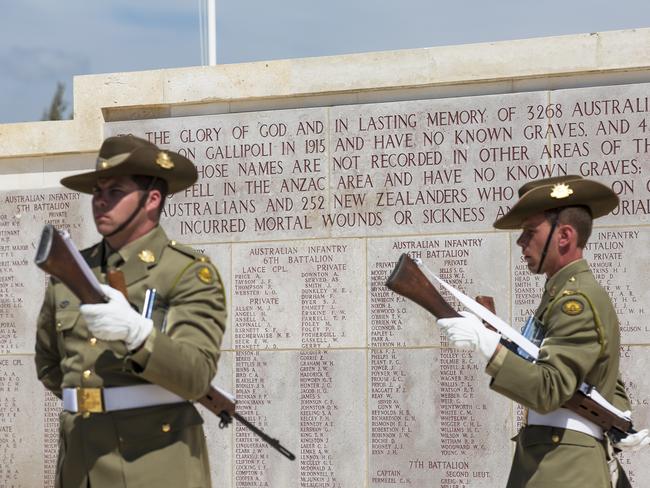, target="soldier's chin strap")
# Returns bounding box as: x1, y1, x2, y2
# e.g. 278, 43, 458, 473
535, 214, 559, 274
105, 178, 157, 238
